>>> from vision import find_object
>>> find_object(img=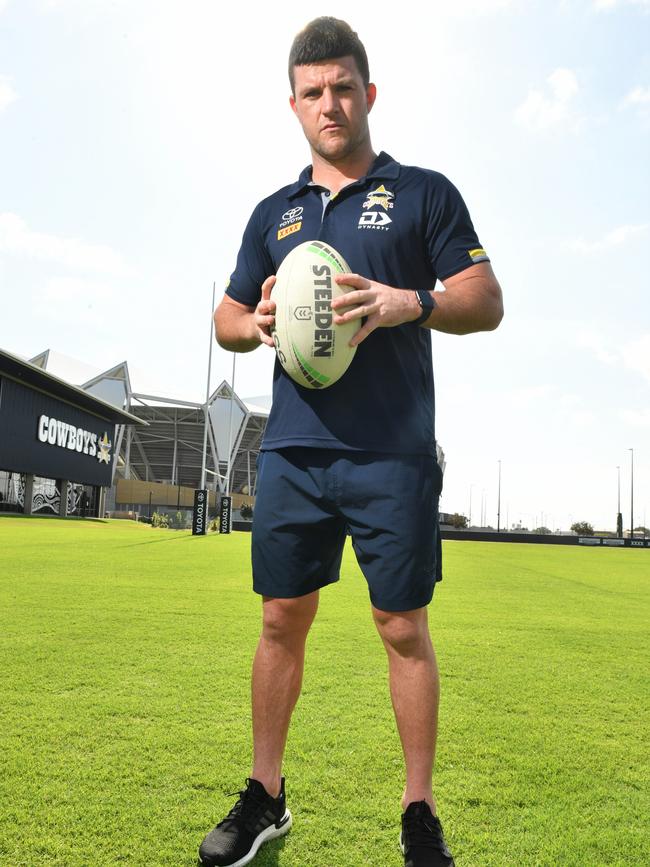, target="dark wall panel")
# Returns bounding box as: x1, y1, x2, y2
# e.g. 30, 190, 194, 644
0, 377, 116, 486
